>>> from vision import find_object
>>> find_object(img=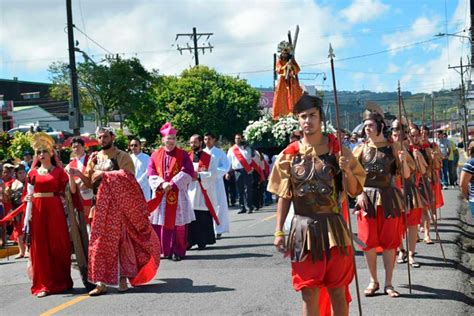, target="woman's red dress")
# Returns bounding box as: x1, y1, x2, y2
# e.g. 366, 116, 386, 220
29, 167, 73, 295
